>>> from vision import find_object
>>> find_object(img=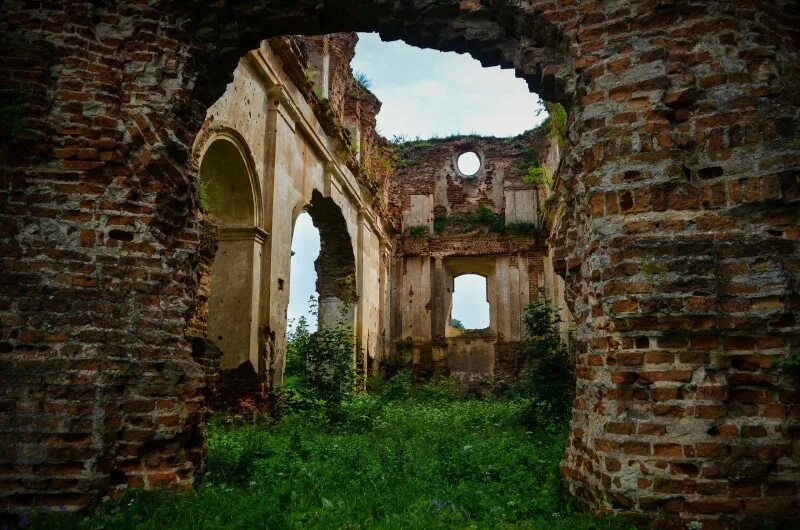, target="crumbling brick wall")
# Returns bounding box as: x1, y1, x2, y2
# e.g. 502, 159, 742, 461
0, 1, 798, 526
389, 132, 552, 386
